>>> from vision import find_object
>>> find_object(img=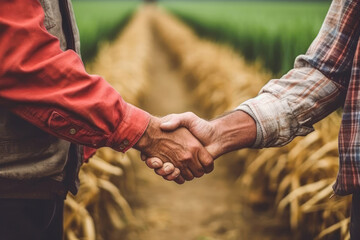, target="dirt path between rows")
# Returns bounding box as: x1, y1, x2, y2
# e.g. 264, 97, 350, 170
125, 32, 291, 240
